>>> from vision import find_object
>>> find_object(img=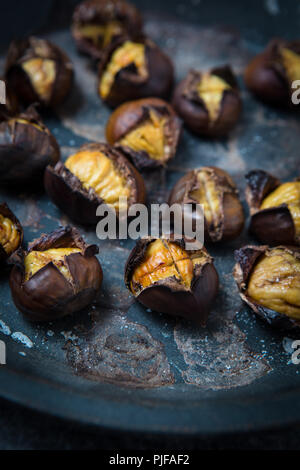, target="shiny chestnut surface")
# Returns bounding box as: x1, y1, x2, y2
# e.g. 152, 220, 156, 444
9, 226, 103, 322
245, 169, 300, 246
71, 0, 143, 60
244, 39, 300, 107
5, 37, 74, 108
98, 37, 174, 107
106, 97, 182, 170
169, 166, 244, 243
44, 142, 146, 225
125, 236, 219, 325
234, 245, 300, 329
0, 106, 60, 185
172, 65, 242, 137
